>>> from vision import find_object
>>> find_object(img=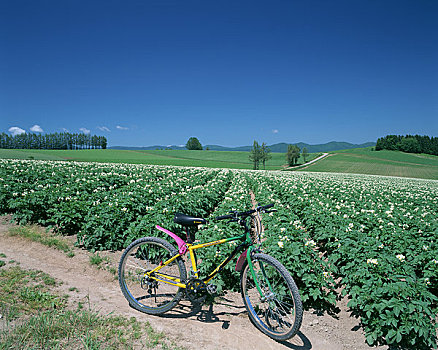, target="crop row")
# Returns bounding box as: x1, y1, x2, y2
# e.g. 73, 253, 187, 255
0, 159, 232, 250
246, 173, 338, 312
1, 159, 437, 348
254, 171, 437, 349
